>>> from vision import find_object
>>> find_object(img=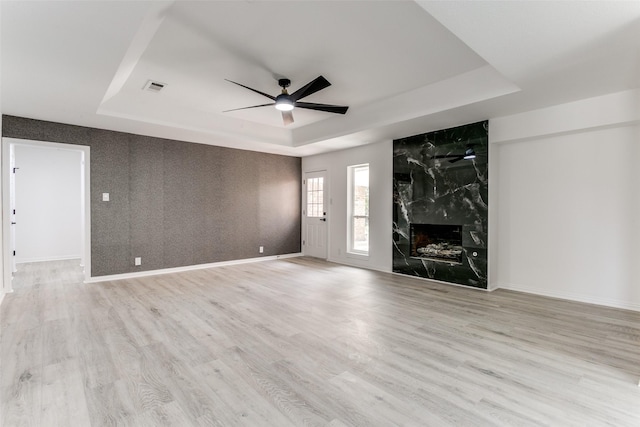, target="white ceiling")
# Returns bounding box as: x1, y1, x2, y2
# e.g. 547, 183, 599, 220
2, 1, 639, 157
